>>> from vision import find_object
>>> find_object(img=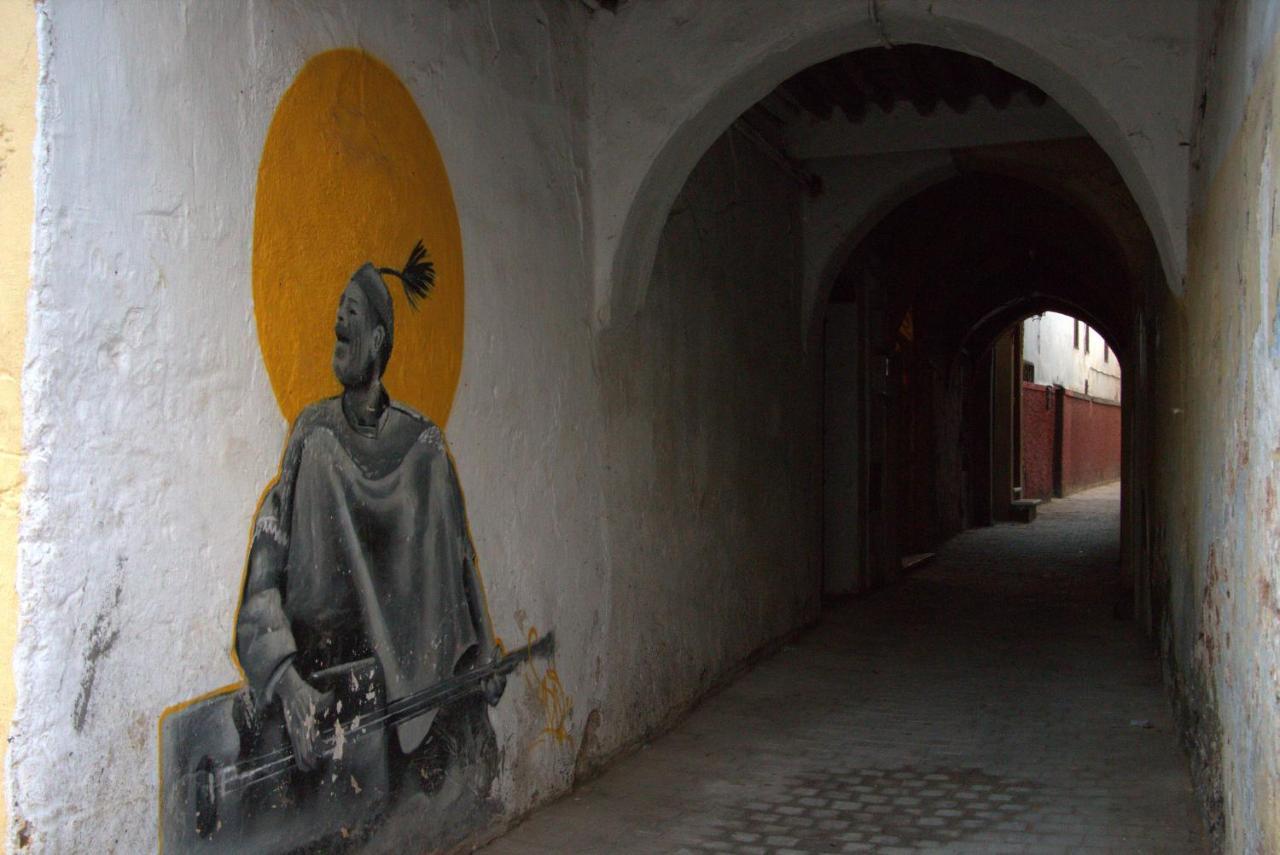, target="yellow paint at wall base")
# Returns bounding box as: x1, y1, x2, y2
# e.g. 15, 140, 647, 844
0, 0, 35, 845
